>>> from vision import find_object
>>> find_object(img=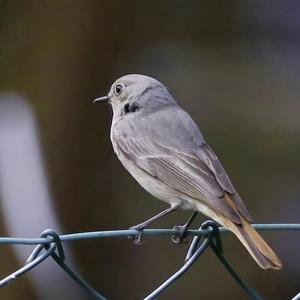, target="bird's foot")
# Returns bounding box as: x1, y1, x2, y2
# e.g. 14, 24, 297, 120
128, 225, 145, 245
171, 224, 189, 244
